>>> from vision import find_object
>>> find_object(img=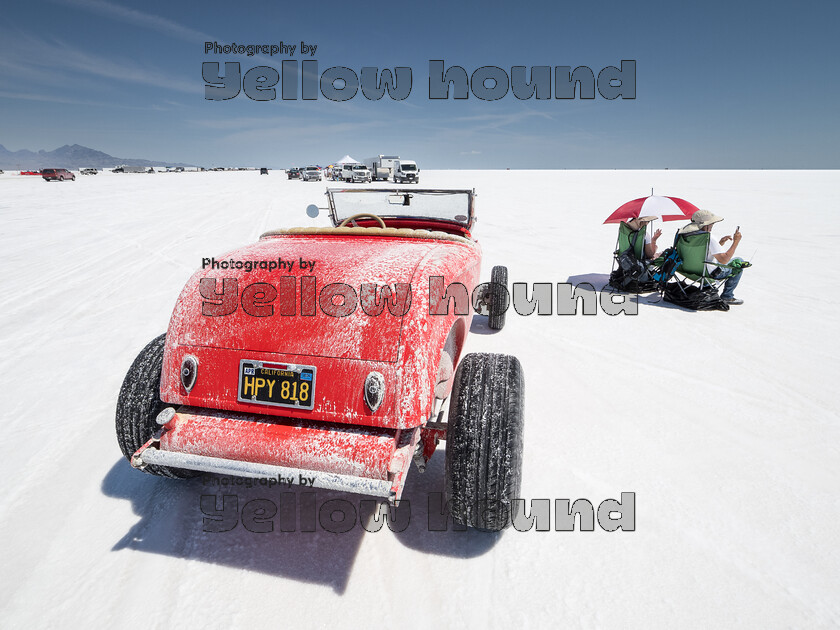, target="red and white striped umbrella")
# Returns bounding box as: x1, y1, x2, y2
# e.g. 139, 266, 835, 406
603, 195, 700, 224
